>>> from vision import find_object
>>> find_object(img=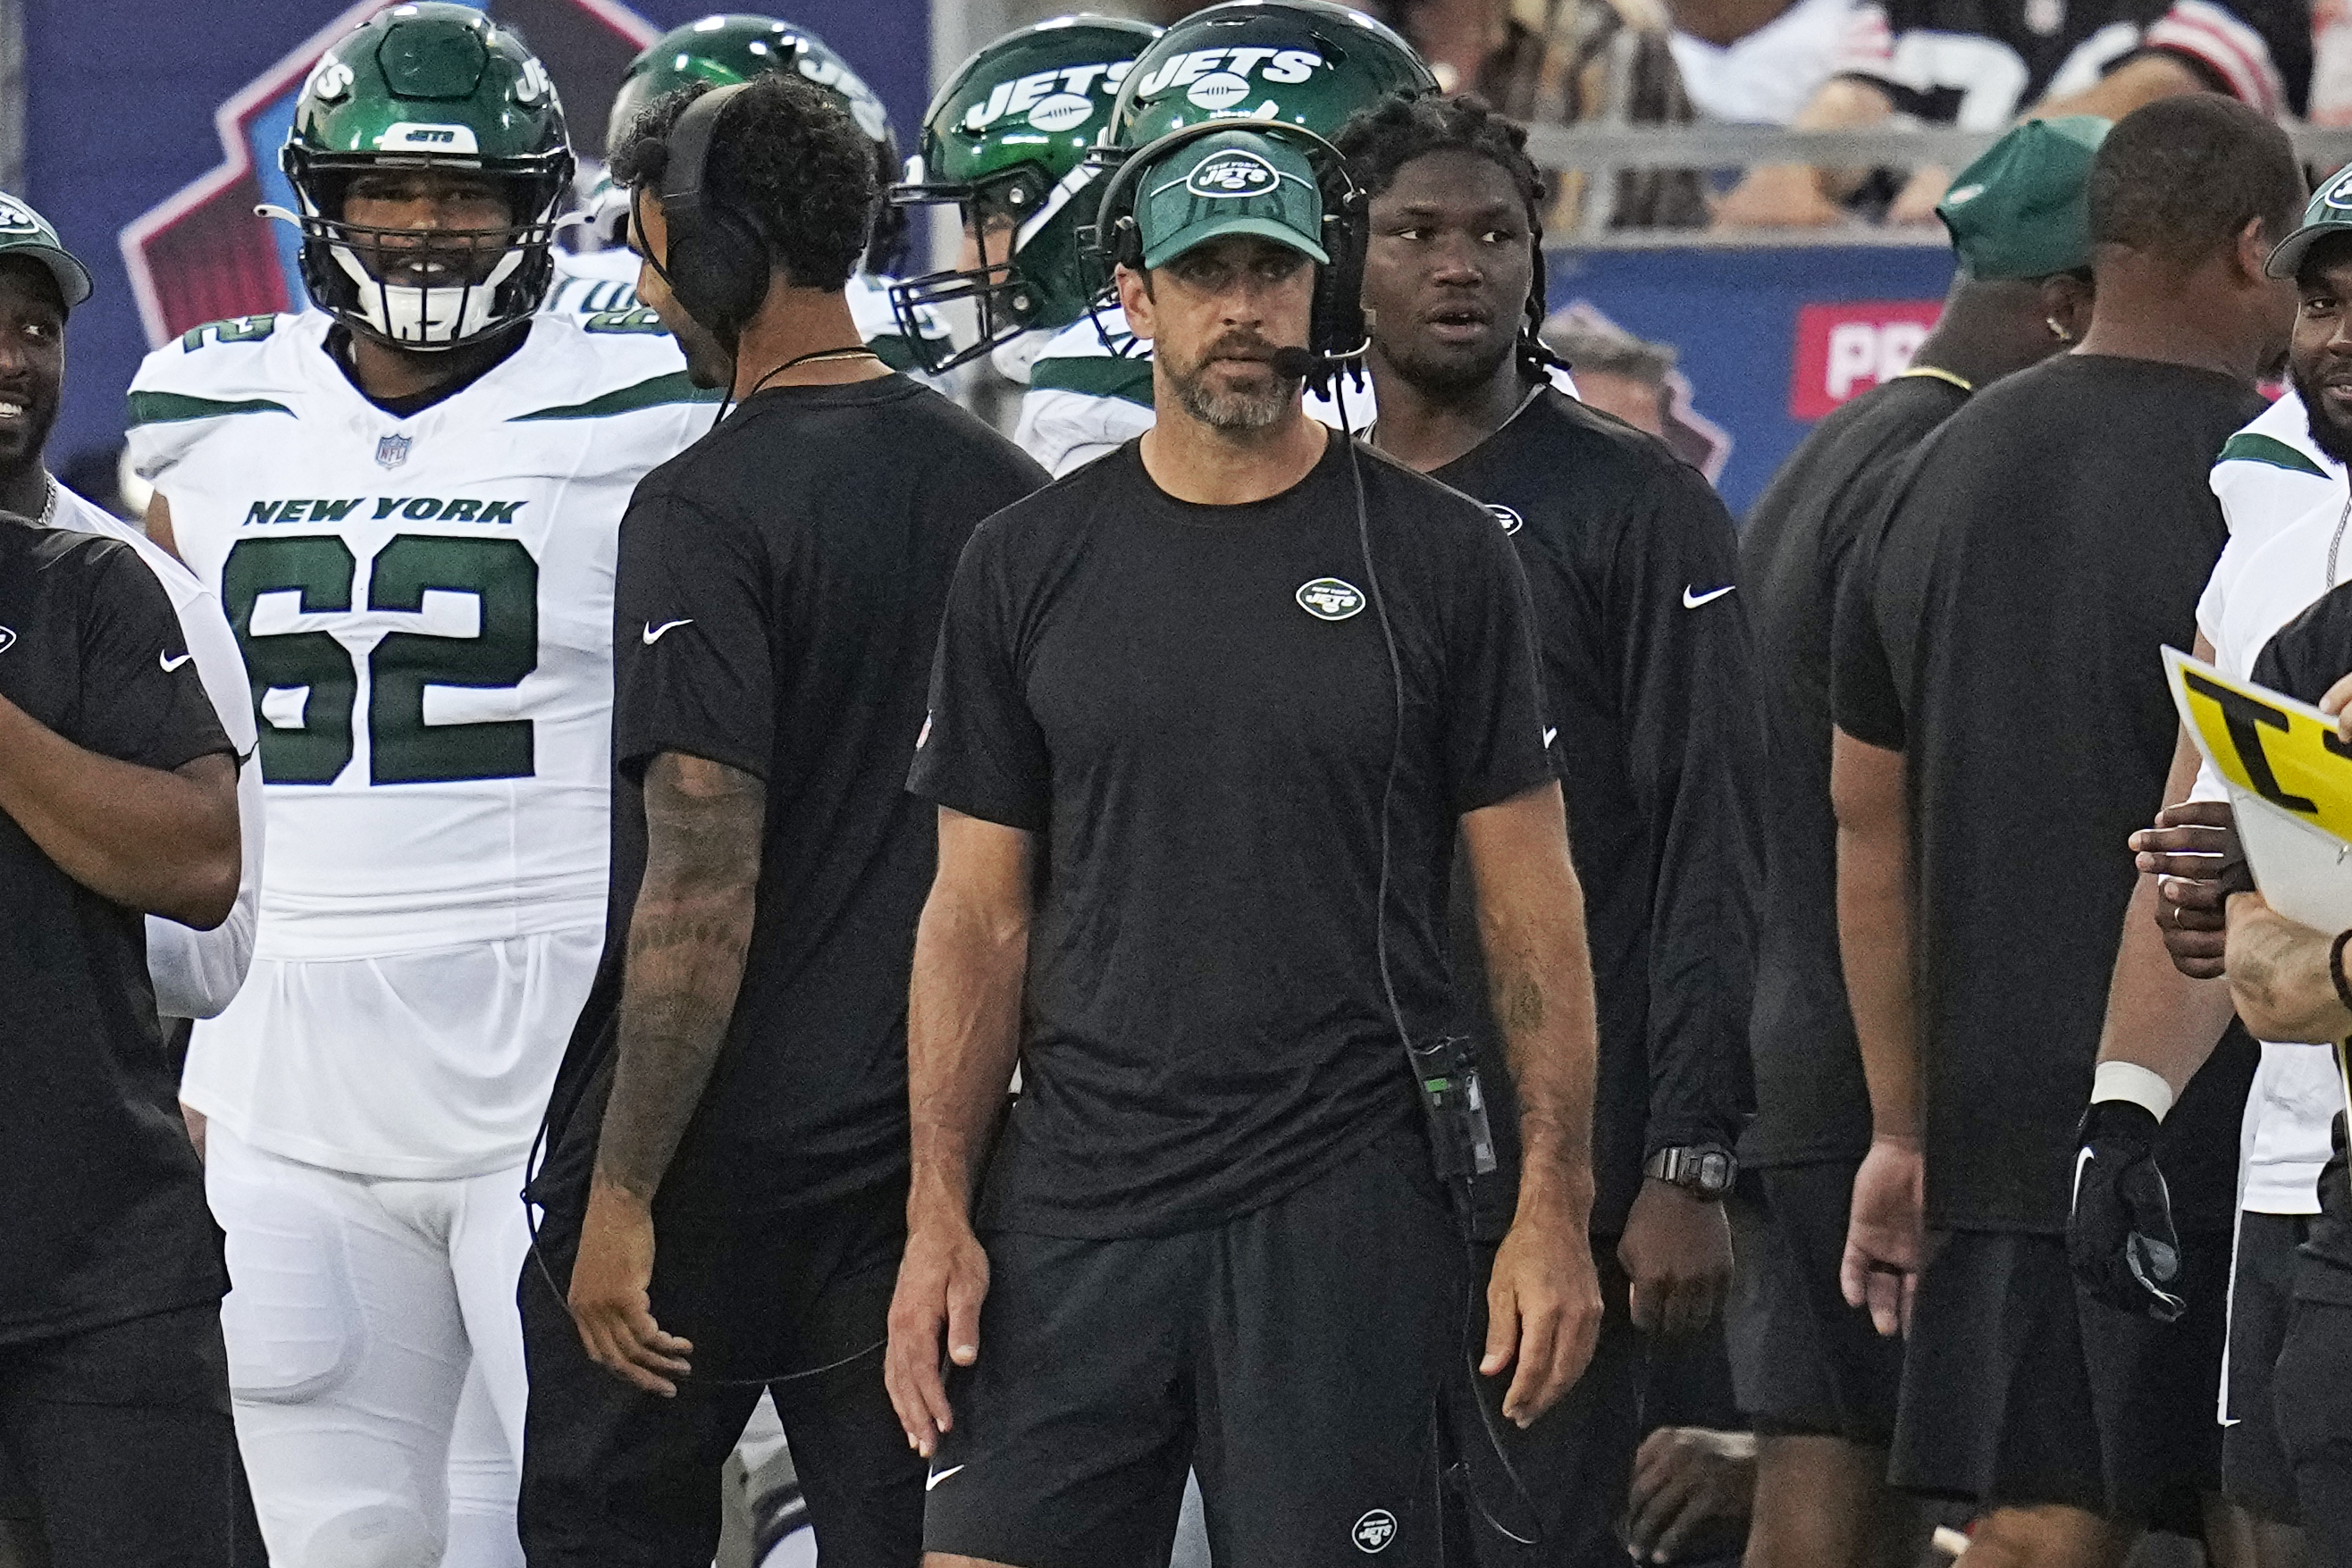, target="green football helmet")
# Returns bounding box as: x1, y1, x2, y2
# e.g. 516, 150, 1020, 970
281, 3, 573, 350
887, 15, 1161, 373
606, 15, 905, 270
1112, 0, 1436, 147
